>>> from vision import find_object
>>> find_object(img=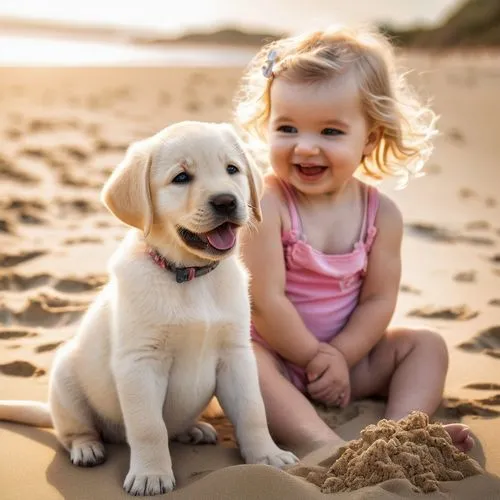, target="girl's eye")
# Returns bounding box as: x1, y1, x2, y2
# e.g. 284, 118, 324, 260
277, 125, 297, 133
172, 172, 192, 184
227, 164, 239, 175
322, 128, 343, 136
